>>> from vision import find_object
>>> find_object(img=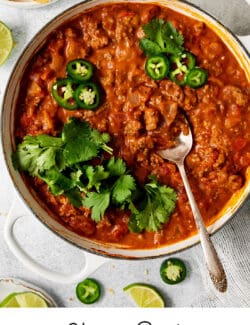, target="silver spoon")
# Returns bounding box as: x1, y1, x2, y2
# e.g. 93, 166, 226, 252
157, 118, 227, 292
